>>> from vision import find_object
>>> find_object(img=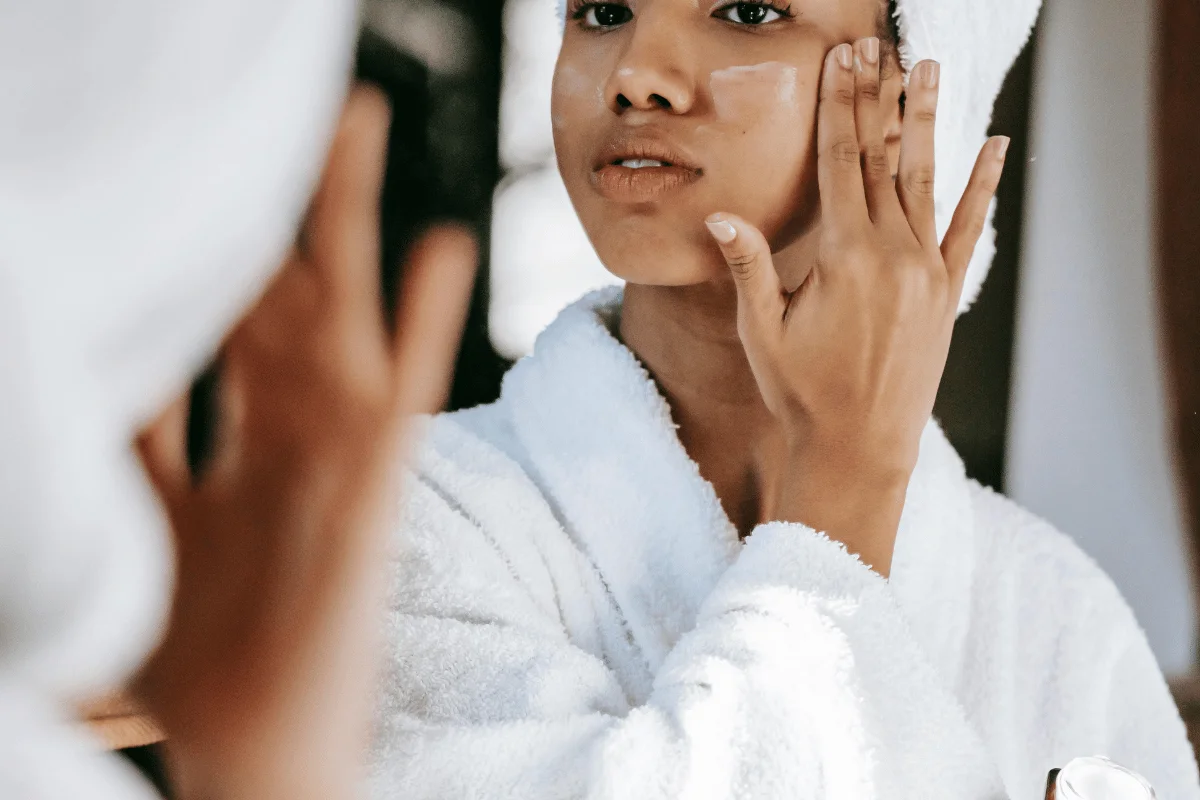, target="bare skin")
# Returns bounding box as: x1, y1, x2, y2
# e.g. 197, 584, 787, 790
554, 0, 1006, 576
706, 47, 1007, 577
132, 86, 477, 800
